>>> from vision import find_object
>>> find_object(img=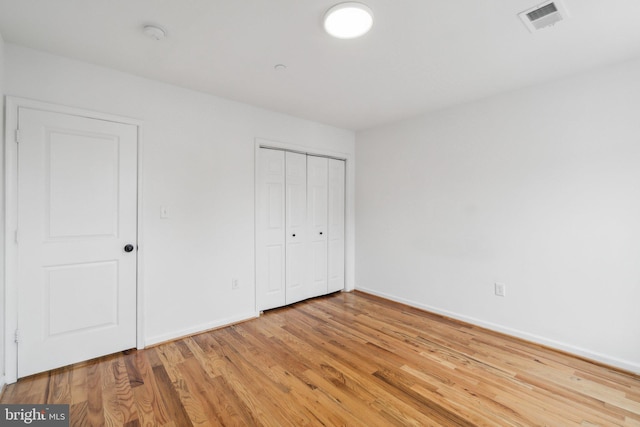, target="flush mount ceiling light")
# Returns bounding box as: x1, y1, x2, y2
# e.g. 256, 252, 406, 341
143, 24, 166, 41
323, 2, 374, 39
